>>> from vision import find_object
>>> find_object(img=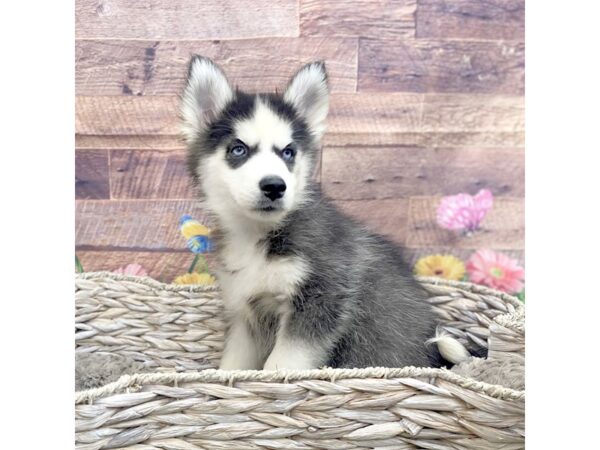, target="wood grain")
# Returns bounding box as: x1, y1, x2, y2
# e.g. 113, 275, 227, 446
359, 38, 524, 95
76, 135, 184, 150
420, 94, 524, 133
76, 251, 215, 283
76, 93, 524, 148
76, 200, 209, 251
76, 0, 299, 40
76, 38, 358, 96
406, 197, 524, 249
416, 0, 525, 40
110, 150, 194, 199
322, 147, 524, 200
75, 150, 110, 199
76, 96, 179, 135
333, 199, 410, 244
327, 93, 524, 147
300, 0, 416, 38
